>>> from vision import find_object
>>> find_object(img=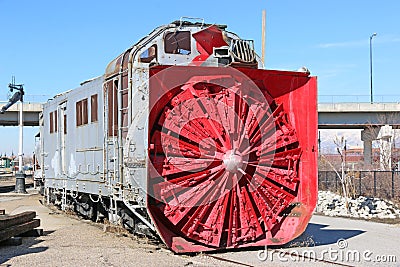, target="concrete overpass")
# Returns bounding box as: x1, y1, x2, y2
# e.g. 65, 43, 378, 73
1, 101, 399, 127
0, 102, 42, 126
318, 102, 400, 169
318, 103, 400, 129
0, 101, 400, 129
0, 101, 399, 168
